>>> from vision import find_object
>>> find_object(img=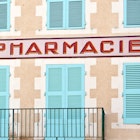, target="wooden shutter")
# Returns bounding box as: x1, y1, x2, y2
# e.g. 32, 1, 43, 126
126, 0, 140, 25
0, 66, 9, 138
48, 0, 64, 29
67, 65, 84, 119
0, 0, 10, 30
46, 64, 85, 139
66, 65, 85, 139
46, 65, 65, 108
123, 63, 140, 124
46, 65, 65, 139
68, 0, 84, 28
47, 0, 85, 29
